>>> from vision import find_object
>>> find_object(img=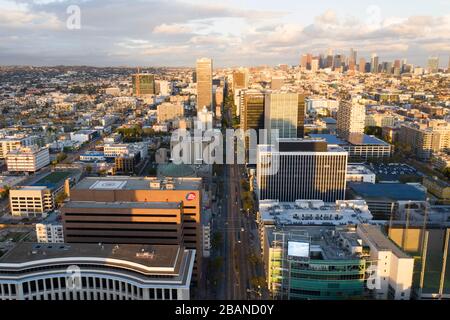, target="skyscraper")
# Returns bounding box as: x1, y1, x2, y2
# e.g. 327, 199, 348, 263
232, 68, 248, 91
196, 58, 213, 112
427, 56, 439, 73
359, 58, 366, 73
311, 58, 320, 73
349, 48, 357, 68
132, 73, 156, 96
264, 92, 305, 141
337, 101, 366, 141
257, 140, 348, 202
371, 54, 379, 73
300, 54, 308, 70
